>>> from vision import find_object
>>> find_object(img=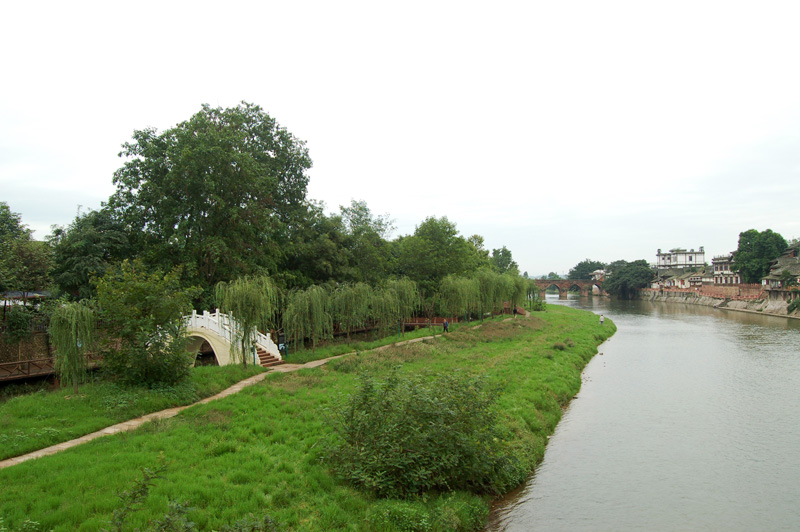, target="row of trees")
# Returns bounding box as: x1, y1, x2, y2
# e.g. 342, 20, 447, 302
44, 263, 539, 391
